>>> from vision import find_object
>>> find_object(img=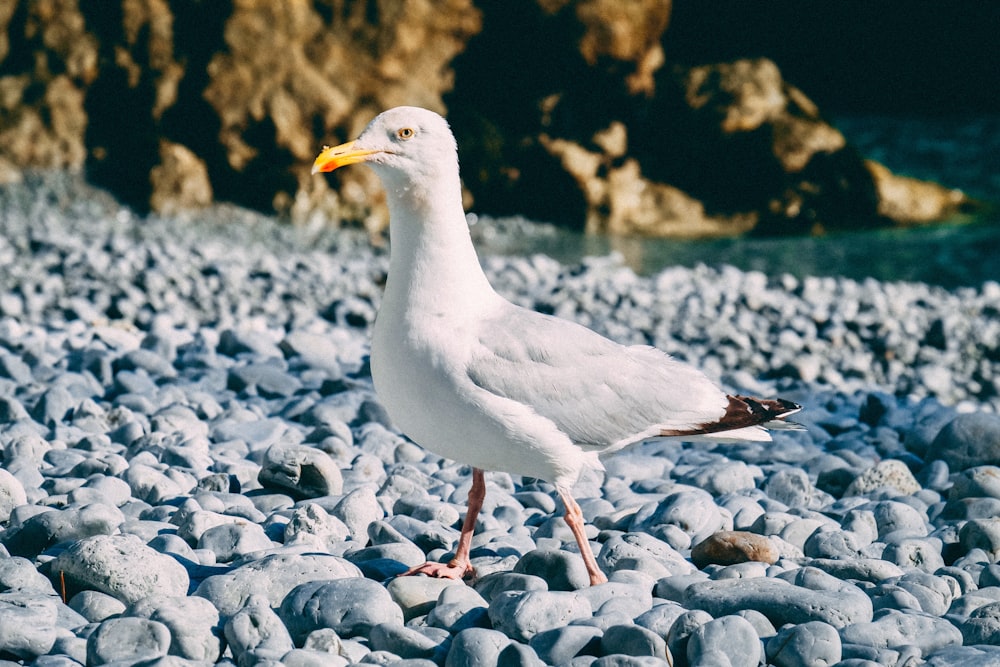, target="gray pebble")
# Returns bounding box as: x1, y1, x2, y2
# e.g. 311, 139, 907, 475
597, 533, 696, 579
0, 469, 27, 523
279, 577, 404, 641
684, 571, 873, 628
369, 623, 450, 660
3, 503, 125, 558
198, 520, 274, 561
194, 552, 361, 617
0, 593, 60, 660
960, 600, 1000, 645
630, 490, 728, 545
765, 621, 841, 667
488, 590, 593, 642
224, 594, 294, 667
445, 627, 511, 667
67, 590, 126, 623
49, 533, 189, 605
427, 584, 490, 632
514, 548, 591, 591
126, 595, 223, 661
687, 615, 761, 667
927, 413, 1000, 471
86, 616, 171, 665
387, 575, 463, 621
840, 608, 963, 655
601, 624, 667, 658
665, 609, 712, 667
529, 625, 603, 664
257, 442, 343, 499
